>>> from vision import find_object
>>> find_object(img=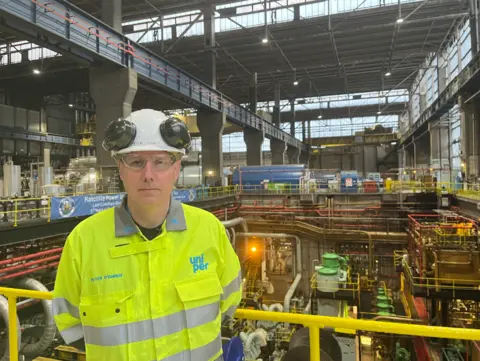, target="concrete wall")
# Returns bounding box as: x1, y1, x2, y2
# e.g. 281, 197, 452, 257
0, 103, 74, 168
45, 104, 74, 135
310, 145, 395, 175
223, 151, 273, 166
